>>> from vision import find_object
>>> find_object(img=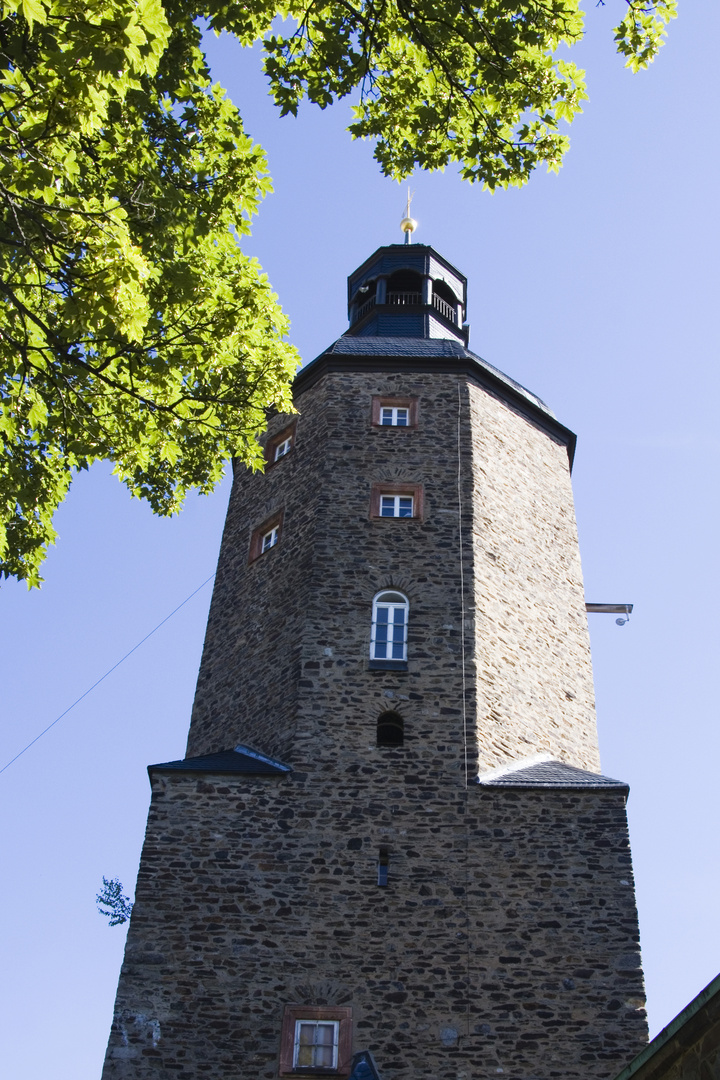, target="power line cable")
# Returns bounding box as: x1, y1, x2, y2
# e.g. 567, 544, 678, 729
0, 573, 215, 777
